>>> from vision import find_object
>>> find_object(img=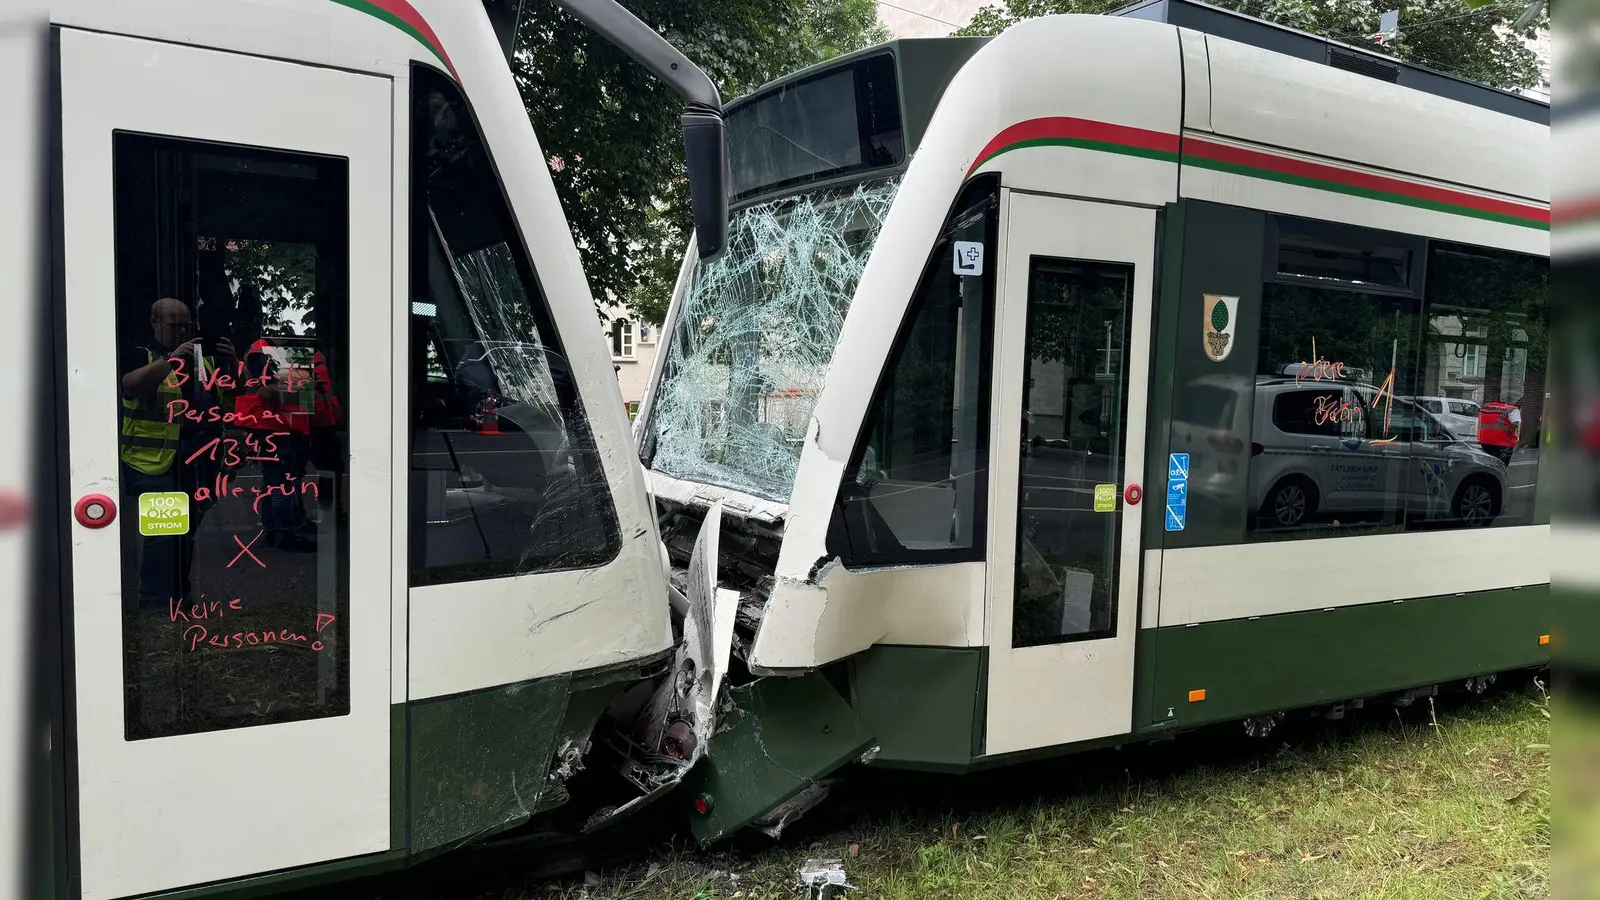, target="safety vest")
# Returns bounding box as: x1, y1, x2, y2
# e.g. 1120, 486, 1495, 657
120, 348, 227, 476
1477, 401, 1519, 449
